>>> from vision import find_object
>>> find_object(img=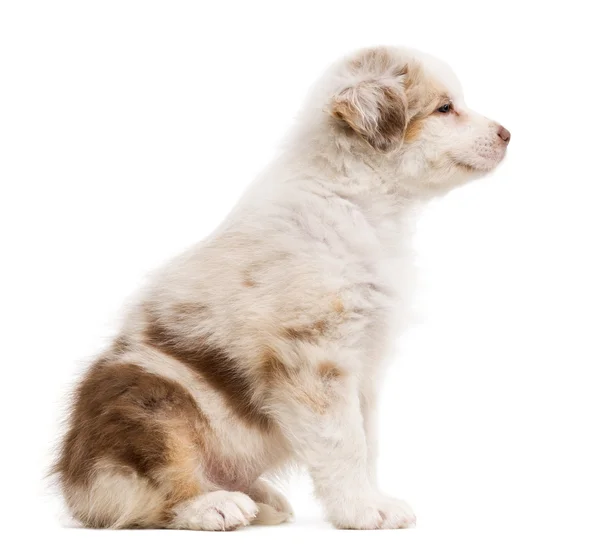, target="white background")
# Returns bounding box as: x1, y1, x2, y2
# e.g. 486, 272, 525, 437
1, 1, 599, 545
